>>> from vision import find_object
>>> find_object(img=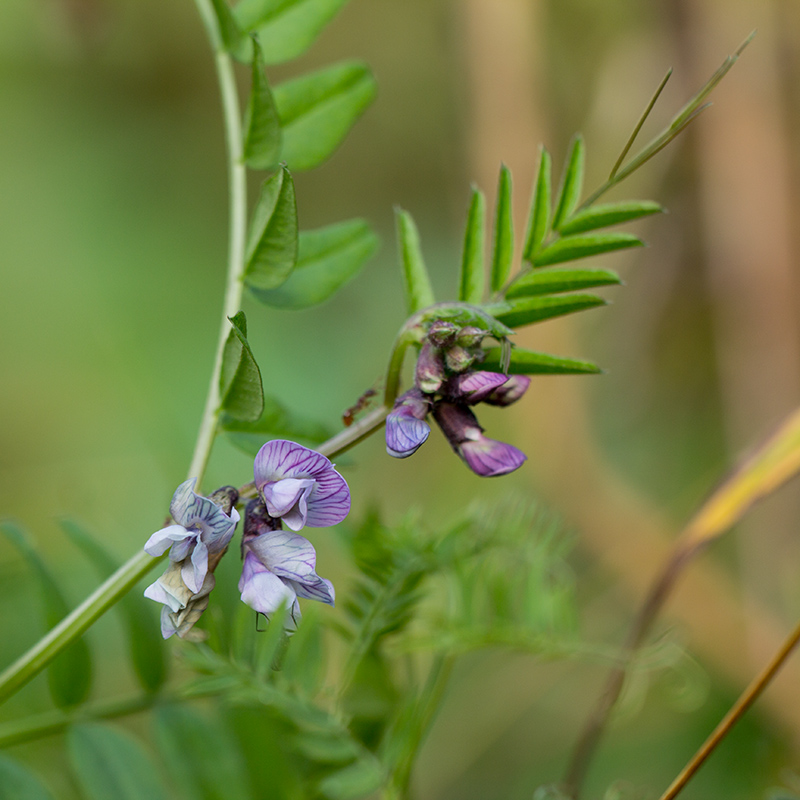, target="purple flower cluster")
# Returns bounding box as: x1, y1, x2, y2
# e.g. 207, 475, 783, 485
386, 321, 530, 477
144, 441, 349, 639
